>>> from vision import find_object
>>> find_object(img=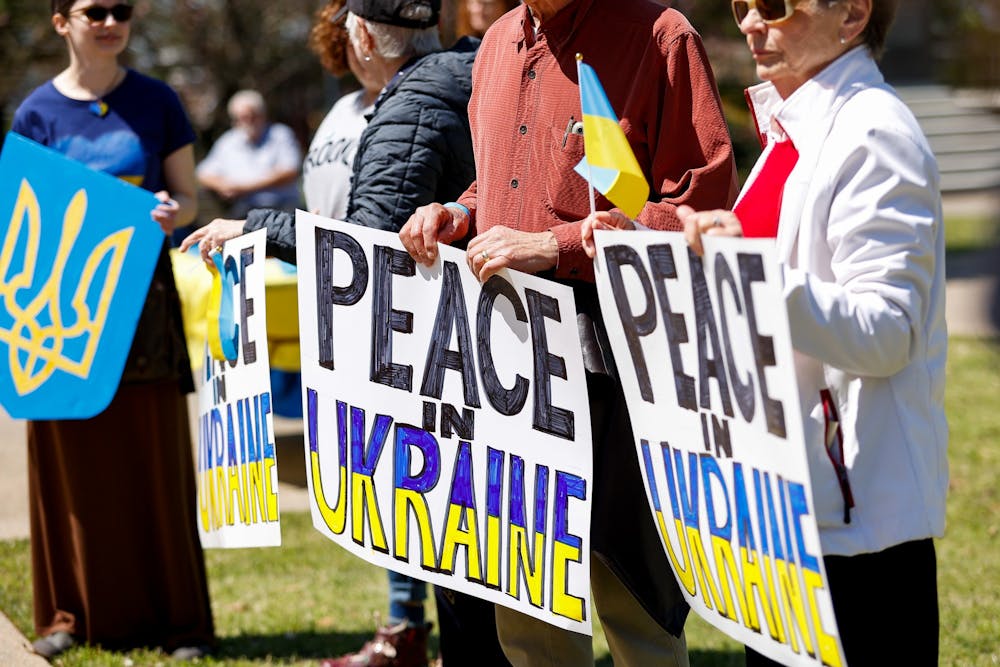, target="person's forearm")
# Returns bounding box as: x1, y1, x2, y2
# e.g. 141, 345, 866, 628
243, 168, 300, 192
197, 173, 230, 195
173, 192, 197, 228
245, 208, 298, 264
456, 181, 478, 235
